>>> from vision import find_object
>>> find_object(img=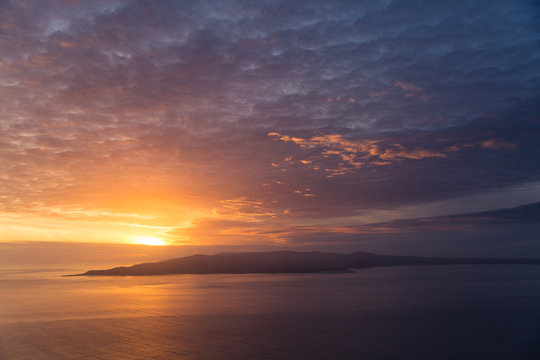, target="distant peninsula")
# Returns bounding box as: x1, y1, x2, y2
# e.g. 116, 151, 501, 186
71, 251, 540, 276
